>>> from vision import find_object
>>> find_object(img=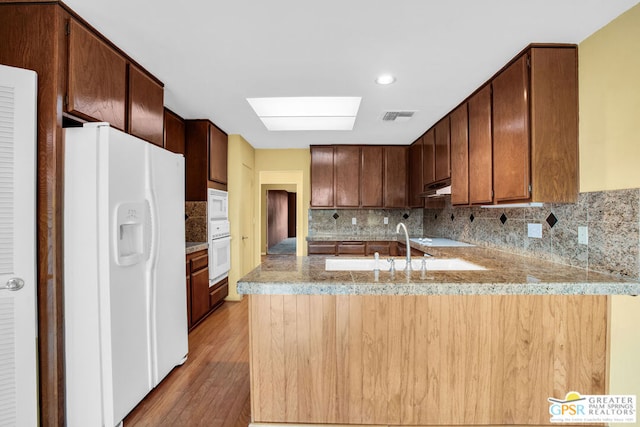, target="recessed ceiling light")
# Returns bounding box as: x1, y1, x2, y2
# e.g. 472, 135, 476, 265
246, 97, 361, 131
375, 74, 396, 85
